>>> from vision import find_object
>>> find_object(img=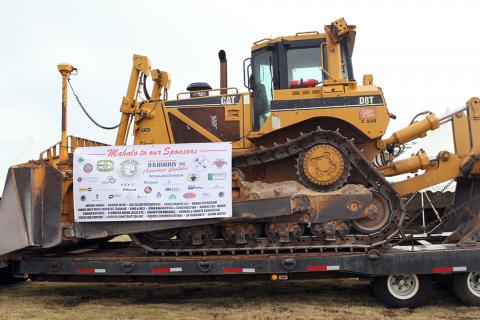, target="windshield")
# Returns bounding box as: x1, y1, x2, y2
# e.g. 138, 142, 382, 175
287, 47, 323, 86
252, 51, 273, 130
